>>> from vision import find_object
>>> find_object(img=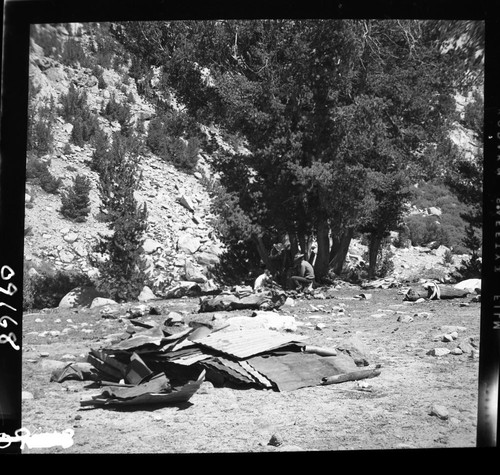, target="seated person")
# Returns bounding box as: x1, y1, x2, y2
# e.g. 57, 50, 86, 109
254, 268, 279, 292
